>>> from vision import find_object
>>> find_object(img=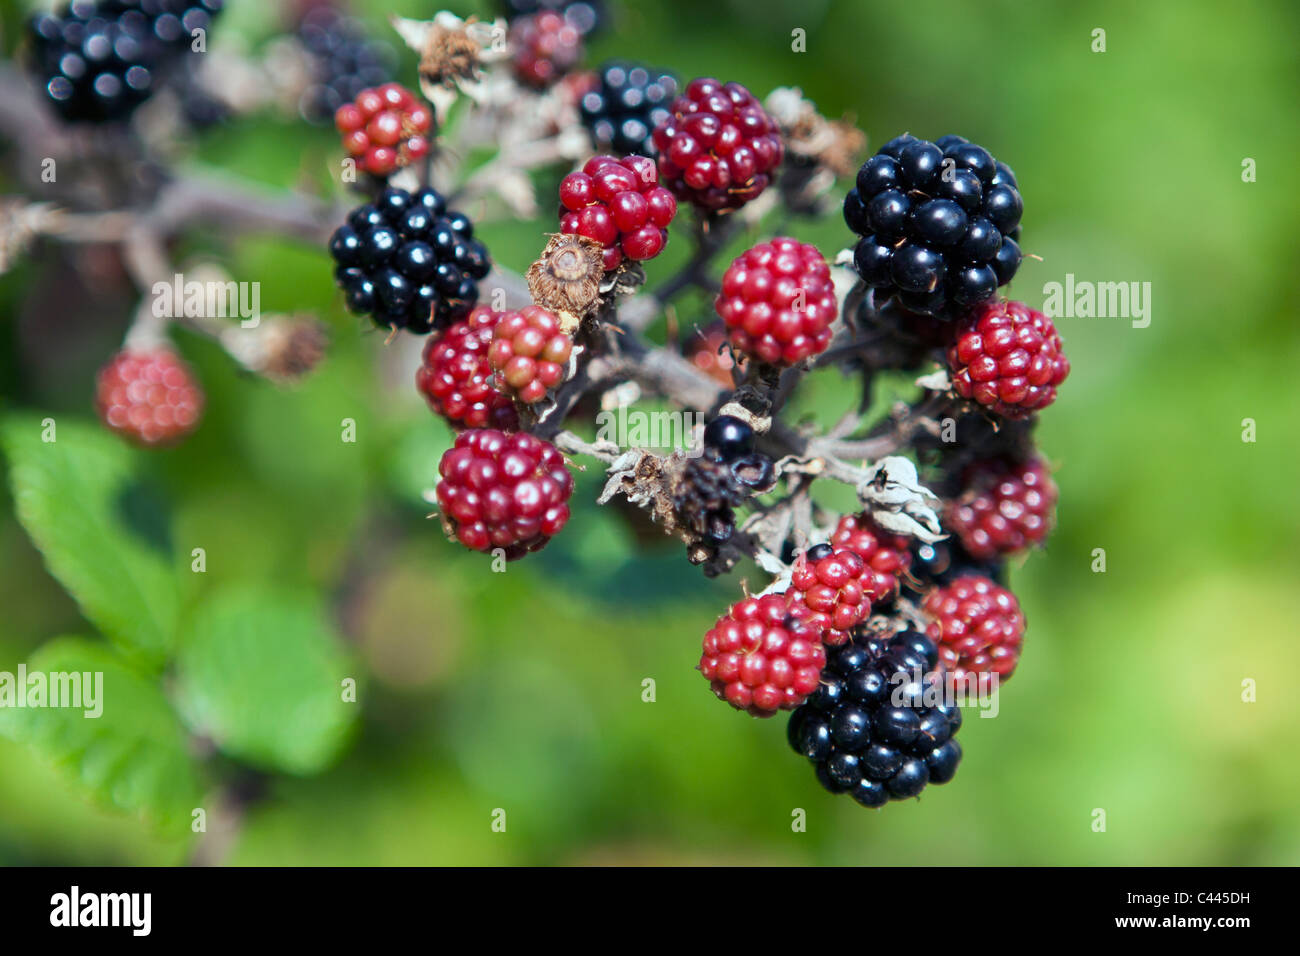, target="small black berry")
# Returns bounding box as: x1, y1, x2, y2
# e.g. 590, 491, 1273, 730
856, 154, 901, 197
926, 740, 962, 784
702, 415, 754, 462
868, 190, 911, 237
886, 758, 930, 798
